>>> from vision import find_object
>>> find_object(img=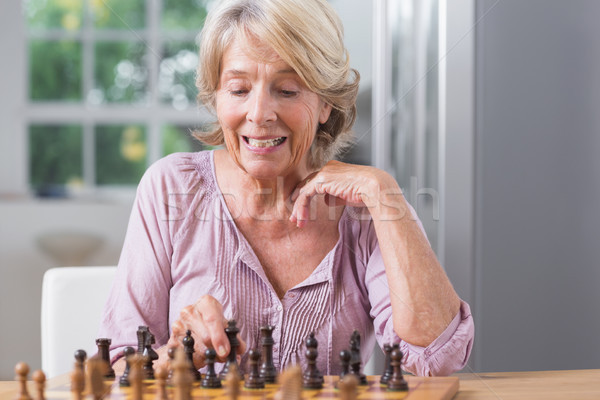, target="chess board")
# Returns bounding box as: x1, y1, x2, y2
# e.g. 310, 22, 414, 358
41, 375, 459, 400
